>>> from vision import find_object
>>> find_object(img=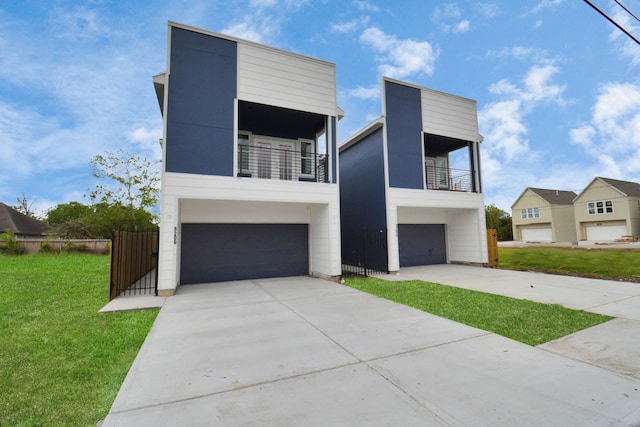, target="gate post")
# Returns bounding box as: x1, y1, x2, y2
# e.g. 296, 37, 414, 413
486, 229, 498, 267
